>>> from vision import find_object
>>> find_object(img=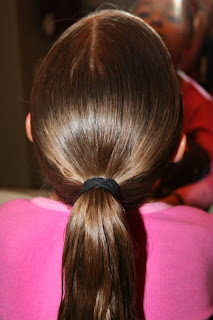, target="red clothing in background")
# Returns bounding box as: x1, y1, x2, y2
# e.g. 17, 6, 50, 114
175, 70, 213, 208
